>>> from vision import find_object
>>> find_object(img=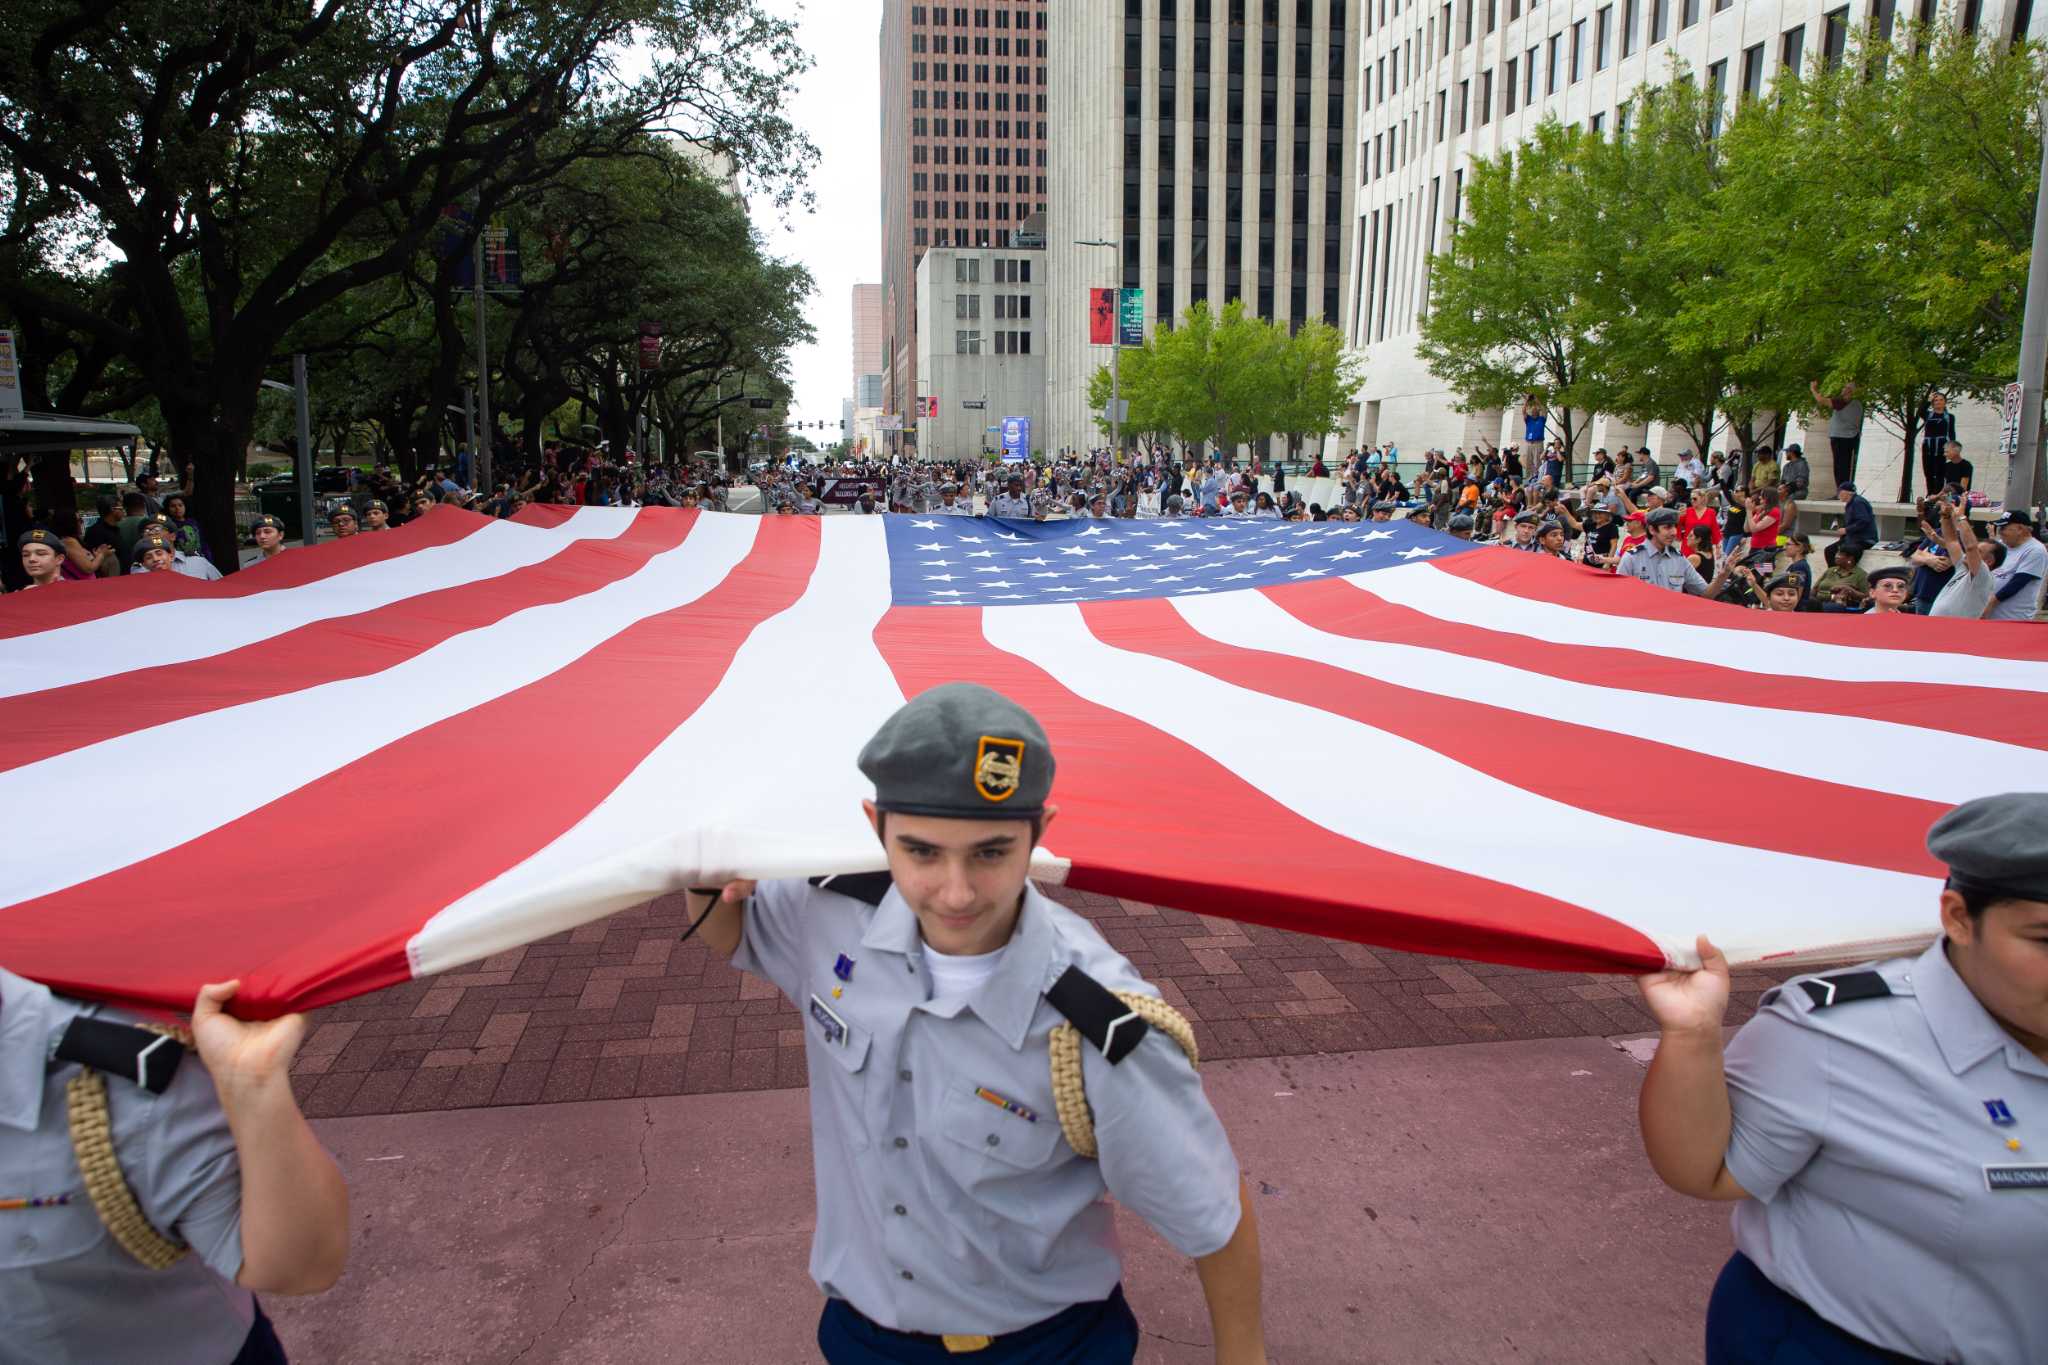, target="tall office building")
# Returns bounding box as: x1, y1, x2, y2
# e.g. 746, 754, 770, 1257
881, 0, 1052, 443
1046, 0, 1360, 457
1350, 0, 2045, 486
851, 282, 885, 403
